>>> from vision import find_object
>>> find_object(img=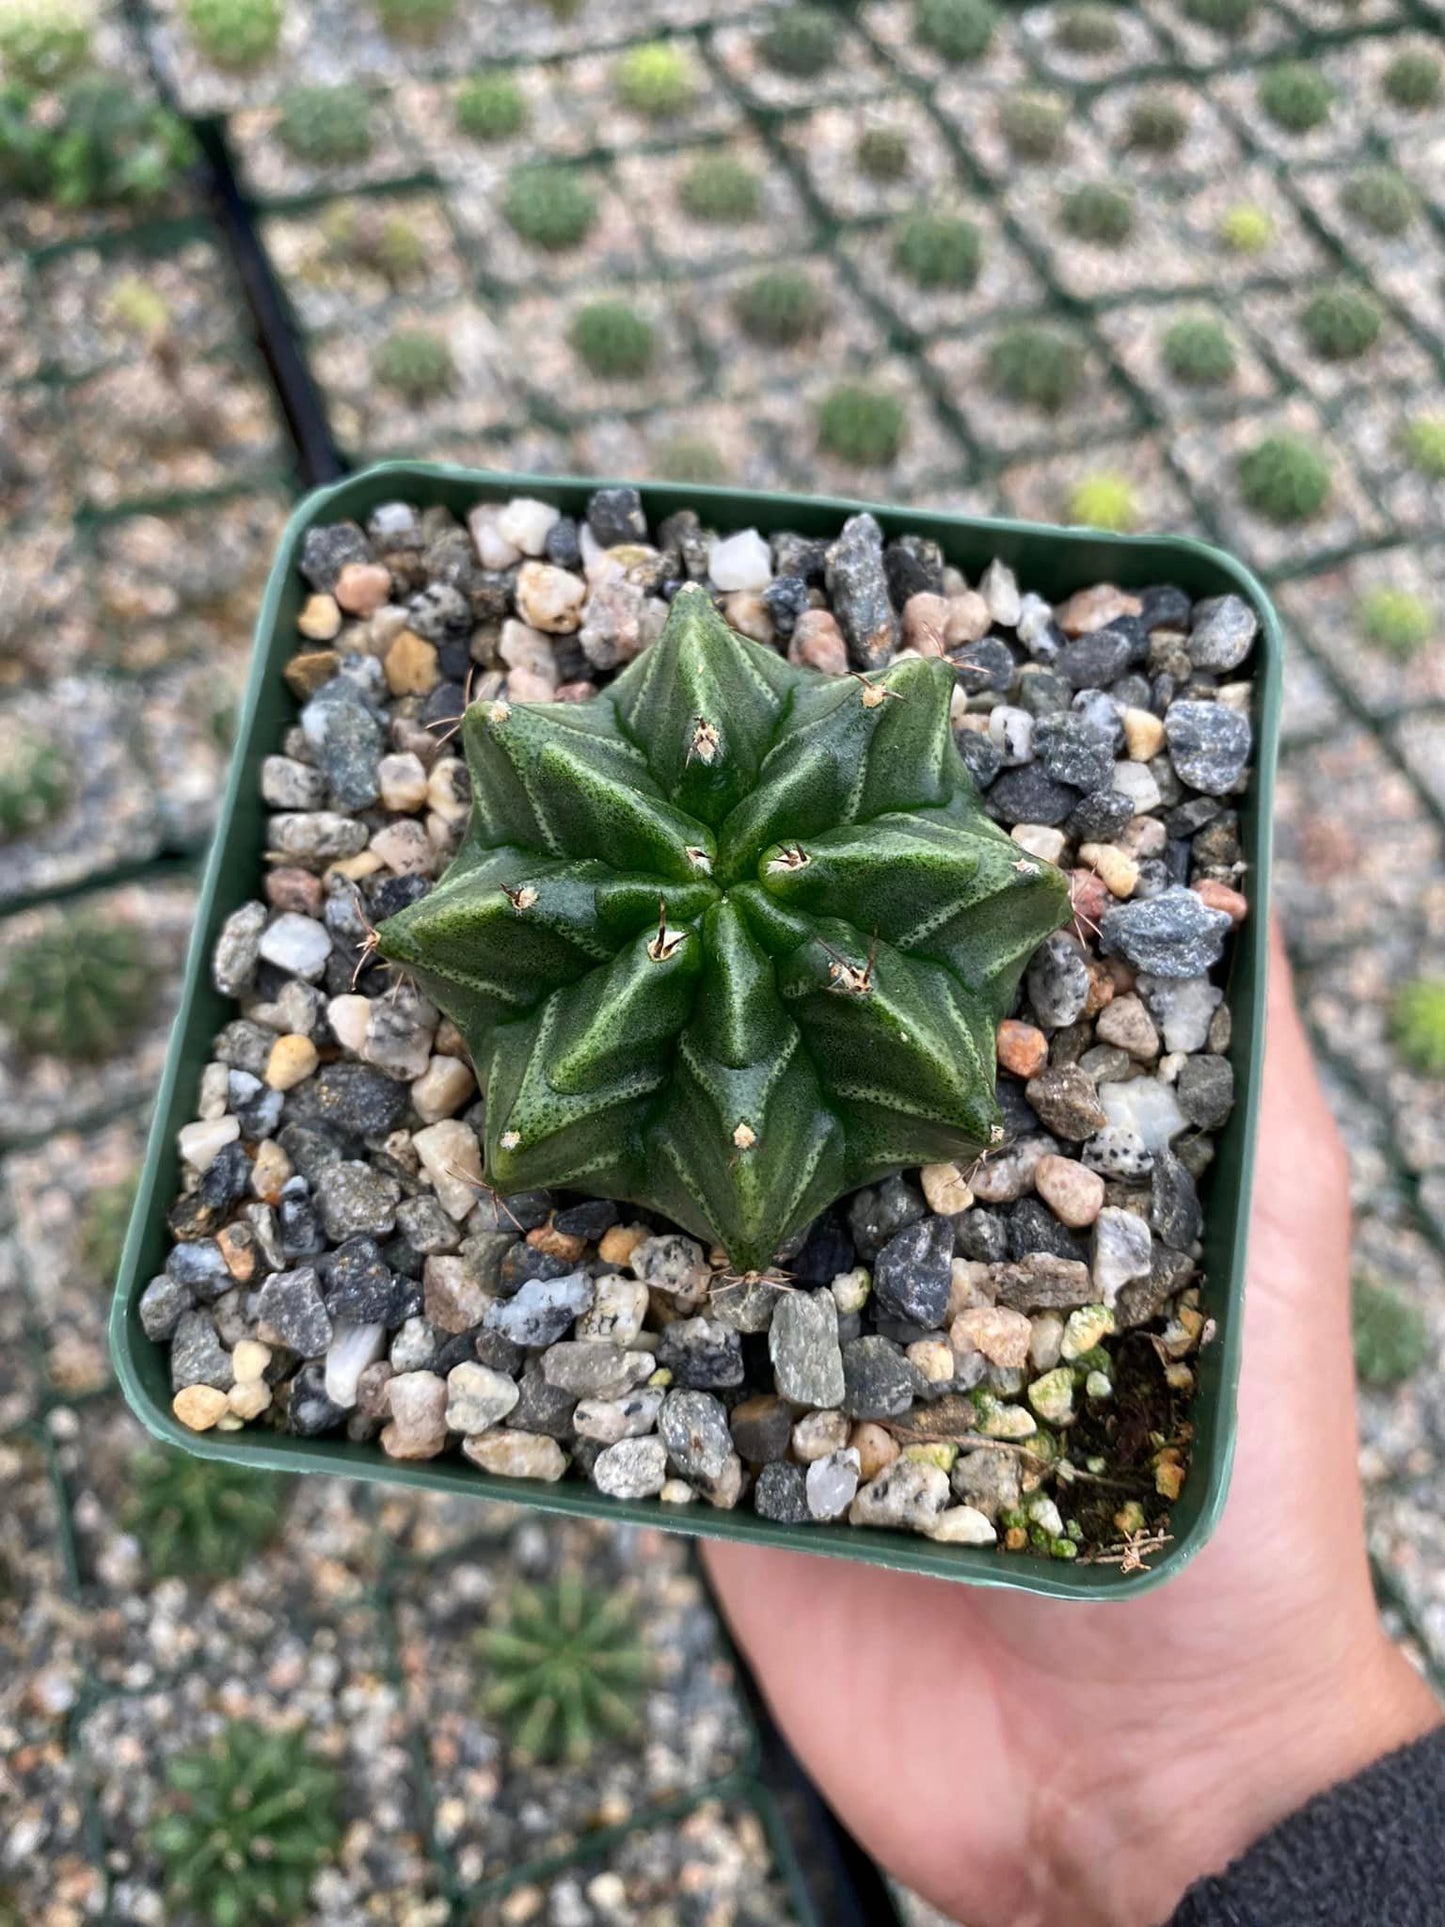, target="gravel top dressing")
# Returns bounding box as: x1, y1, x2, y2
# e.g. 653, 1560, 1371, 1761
144, 479, 1263, 1576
